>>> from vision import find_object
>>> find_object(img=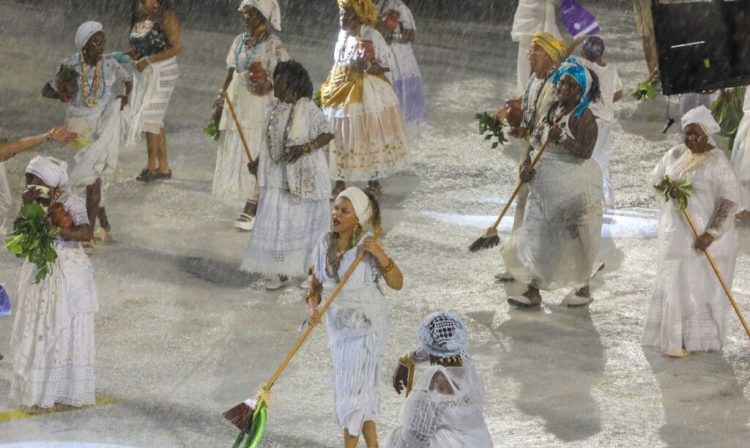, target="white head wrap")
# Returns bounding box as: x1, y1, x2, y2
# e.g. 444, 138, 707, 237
26, 156, 69, 189
336, 187, 373, 226
418, 311, 468, 358
239, 0, 282, 31
681, 105, 721, 148
75, 21, 103, 51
